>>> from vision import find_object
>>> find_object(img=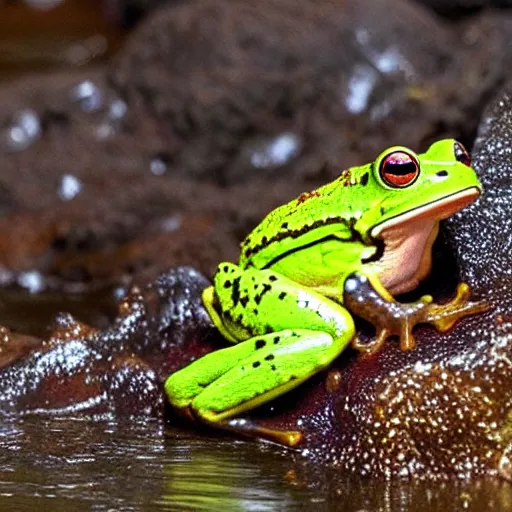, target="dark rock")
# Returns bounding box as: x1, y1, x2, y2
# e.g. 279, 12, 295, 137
457, 11, 512, 94
462, 79, 512, 308
0, 71, 241, 290
0, 267, 215, 417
